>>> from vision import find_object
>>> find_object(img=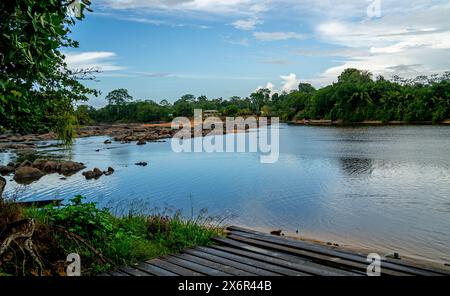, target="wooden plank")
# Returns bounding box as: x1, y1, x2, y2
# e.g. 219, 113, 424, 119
196, 246, 308, 276
184, 249, 278, 276
213, 240, 362, 276
175, 253, 256, 276
135, 262, 178, 276
108, 271, 130, 276
166, 255, 231, 276
227, 234, 408, 276
119, 266, 153, 276
147, 258, 204, 276
229, 226, 449, 276
211, 245, 314, 276
214, 237, 362, 276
